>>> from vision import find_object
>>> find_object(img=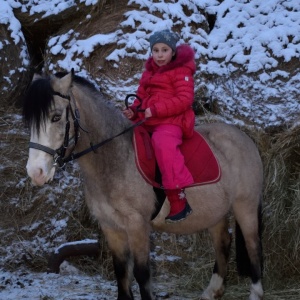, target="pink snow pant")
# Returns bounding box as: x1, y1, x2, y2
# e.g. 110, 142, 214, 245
151, 124, 194, 189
